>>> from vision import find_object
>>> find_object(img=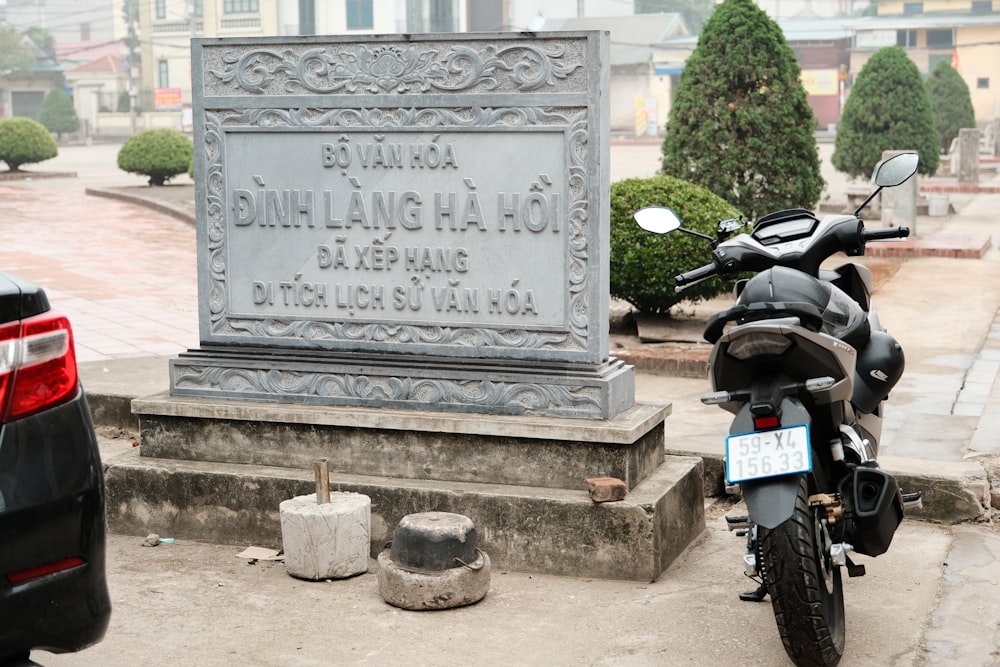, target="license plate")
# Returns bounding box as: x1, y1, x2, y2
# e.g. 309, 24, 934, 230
726, 425, 812, 484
